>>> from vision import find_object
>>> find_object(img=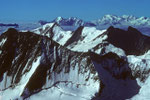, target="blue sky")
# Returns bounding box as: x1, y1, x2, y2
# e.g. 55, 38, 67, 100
0, 0, 149, 21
